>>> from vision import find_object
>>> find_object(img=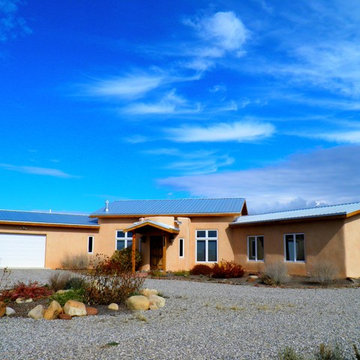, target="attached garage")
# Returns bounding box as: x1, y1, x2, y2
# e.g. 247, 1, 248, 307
0, 233, 46, 268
